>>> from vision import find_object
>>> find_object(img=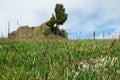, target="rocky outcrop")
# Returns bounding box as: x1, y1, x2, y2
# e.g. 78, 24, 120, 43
9, 23, 52, 39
